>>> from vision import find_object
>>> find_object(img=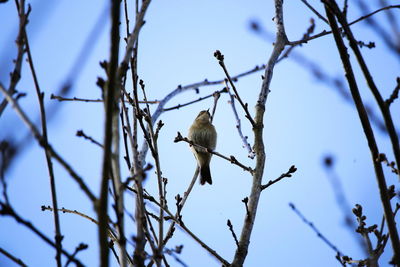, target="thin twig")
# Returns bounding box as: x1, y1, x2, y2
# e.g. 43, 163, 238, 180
289, 203, 346, 258
353, 1, 400, 57
351, 204, 378, 266
288, 5, 400, 46
0, 247, 27, 267
117, 0, 151, 80
227, 220, 240, 248
42, 206, 99, 224
64, 243, 88, 267
41, 206, 126, 248
214, 50, 255, 126
210, 90, 220, 123
224, 80, 255, 159
162, 168, 199, 247
174, 132, 254, 174
0, 203, 84, 266
0, 84, 96, 202
300, 0, 329, 24
280, 18, 315, 62
76, 130, 103, 148
50, 94, 159, 104
386, 77, 400, 106
136, 189, 230, 266
0, 143, 10, 205
163, 88, 227, 112
241, 197, 250, 219
251, 21, 394, 136
260, 165, 296, 191
139, 79, 165, 264
23, 10, 63, 264
322, 155, 366, 253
